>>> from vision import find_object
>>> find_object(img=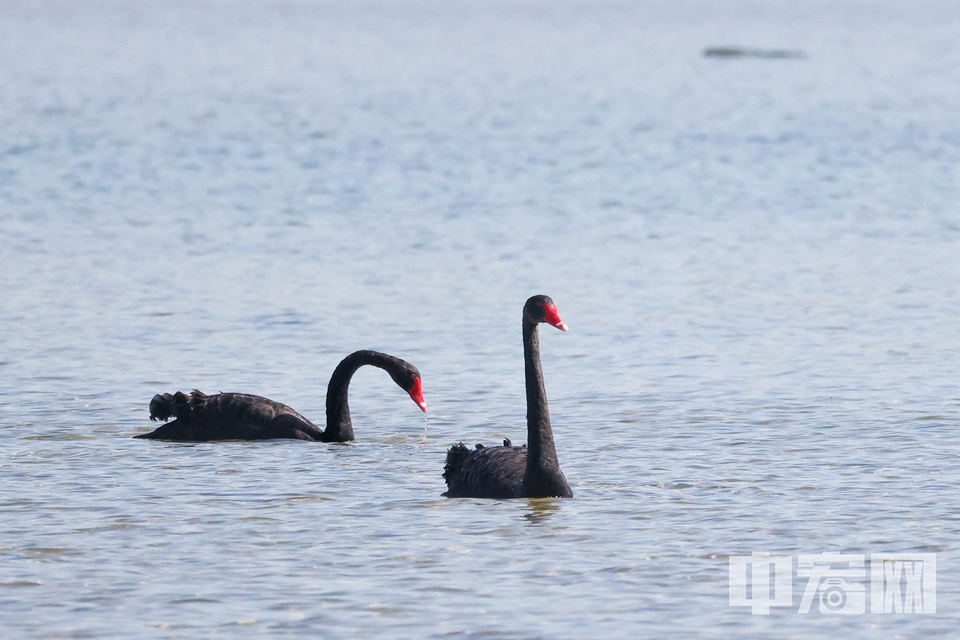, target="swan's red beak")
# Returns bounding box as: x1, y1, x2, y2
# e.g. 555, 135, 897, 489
408, 377, 428, 412
542, 303, 568, 332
